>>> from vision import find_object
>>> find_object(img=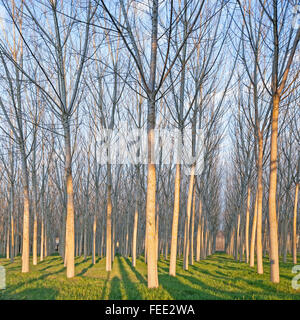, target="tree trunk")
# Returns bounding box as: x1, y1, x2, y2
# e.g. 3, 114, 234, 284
92, 215, 97, 264
235, 213, 240, 261
256, 131, 264, 274
183, 165, 195, 270
268, 93, 280, 283
33, 216, 38, 265
106, 163, 112, 271
245, 186, 251, 263
169, 163, 180, 276
40, 216, 44, 261
21, 185, 30, 273
250, 191, 258, 267
293, 183, 299, 264
132, 204, 138, 267
64, 120, 75, 278
146, 160, 158, 287
196, 200, 202, 262
189, 188, 196, 265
